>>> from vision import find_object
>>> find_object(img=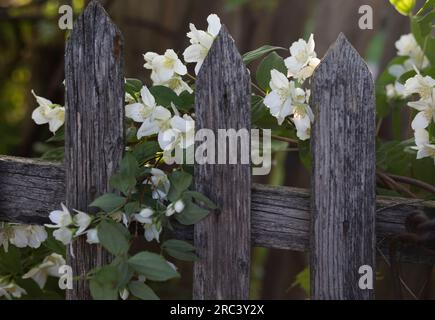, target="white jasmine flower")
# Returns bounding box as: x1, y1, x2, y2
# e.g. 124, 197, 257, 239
166, 200, 185, 217
144, 49, 187, 83
157, 75, 193, 95
411, 129, 435, 164
404, 74, 435, 100
137, 106, 172, 139
183, 14, 221, 75
158, 114, 195, 152
120, 288, 130, 300
125, 86, 158, 123
31, 90, 65, 133
144, 168, 171, 200
395, 34, 429, 69
109, 211, 129, 227
134, 208, 154, 224
0, 277, 26, 299
284, 34, 320, 82
408, 96, 435, 130
174, 200, 185, 213
73, 211, 92, 236
22, 253, 65, 289
45, 203, 73, 228
264, 70, 313, 140
53, 228, 73, 245
386, 82, 406, 100
9, 225, 47, 249
86, 229, 99, 244
144, 223, 161, 243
